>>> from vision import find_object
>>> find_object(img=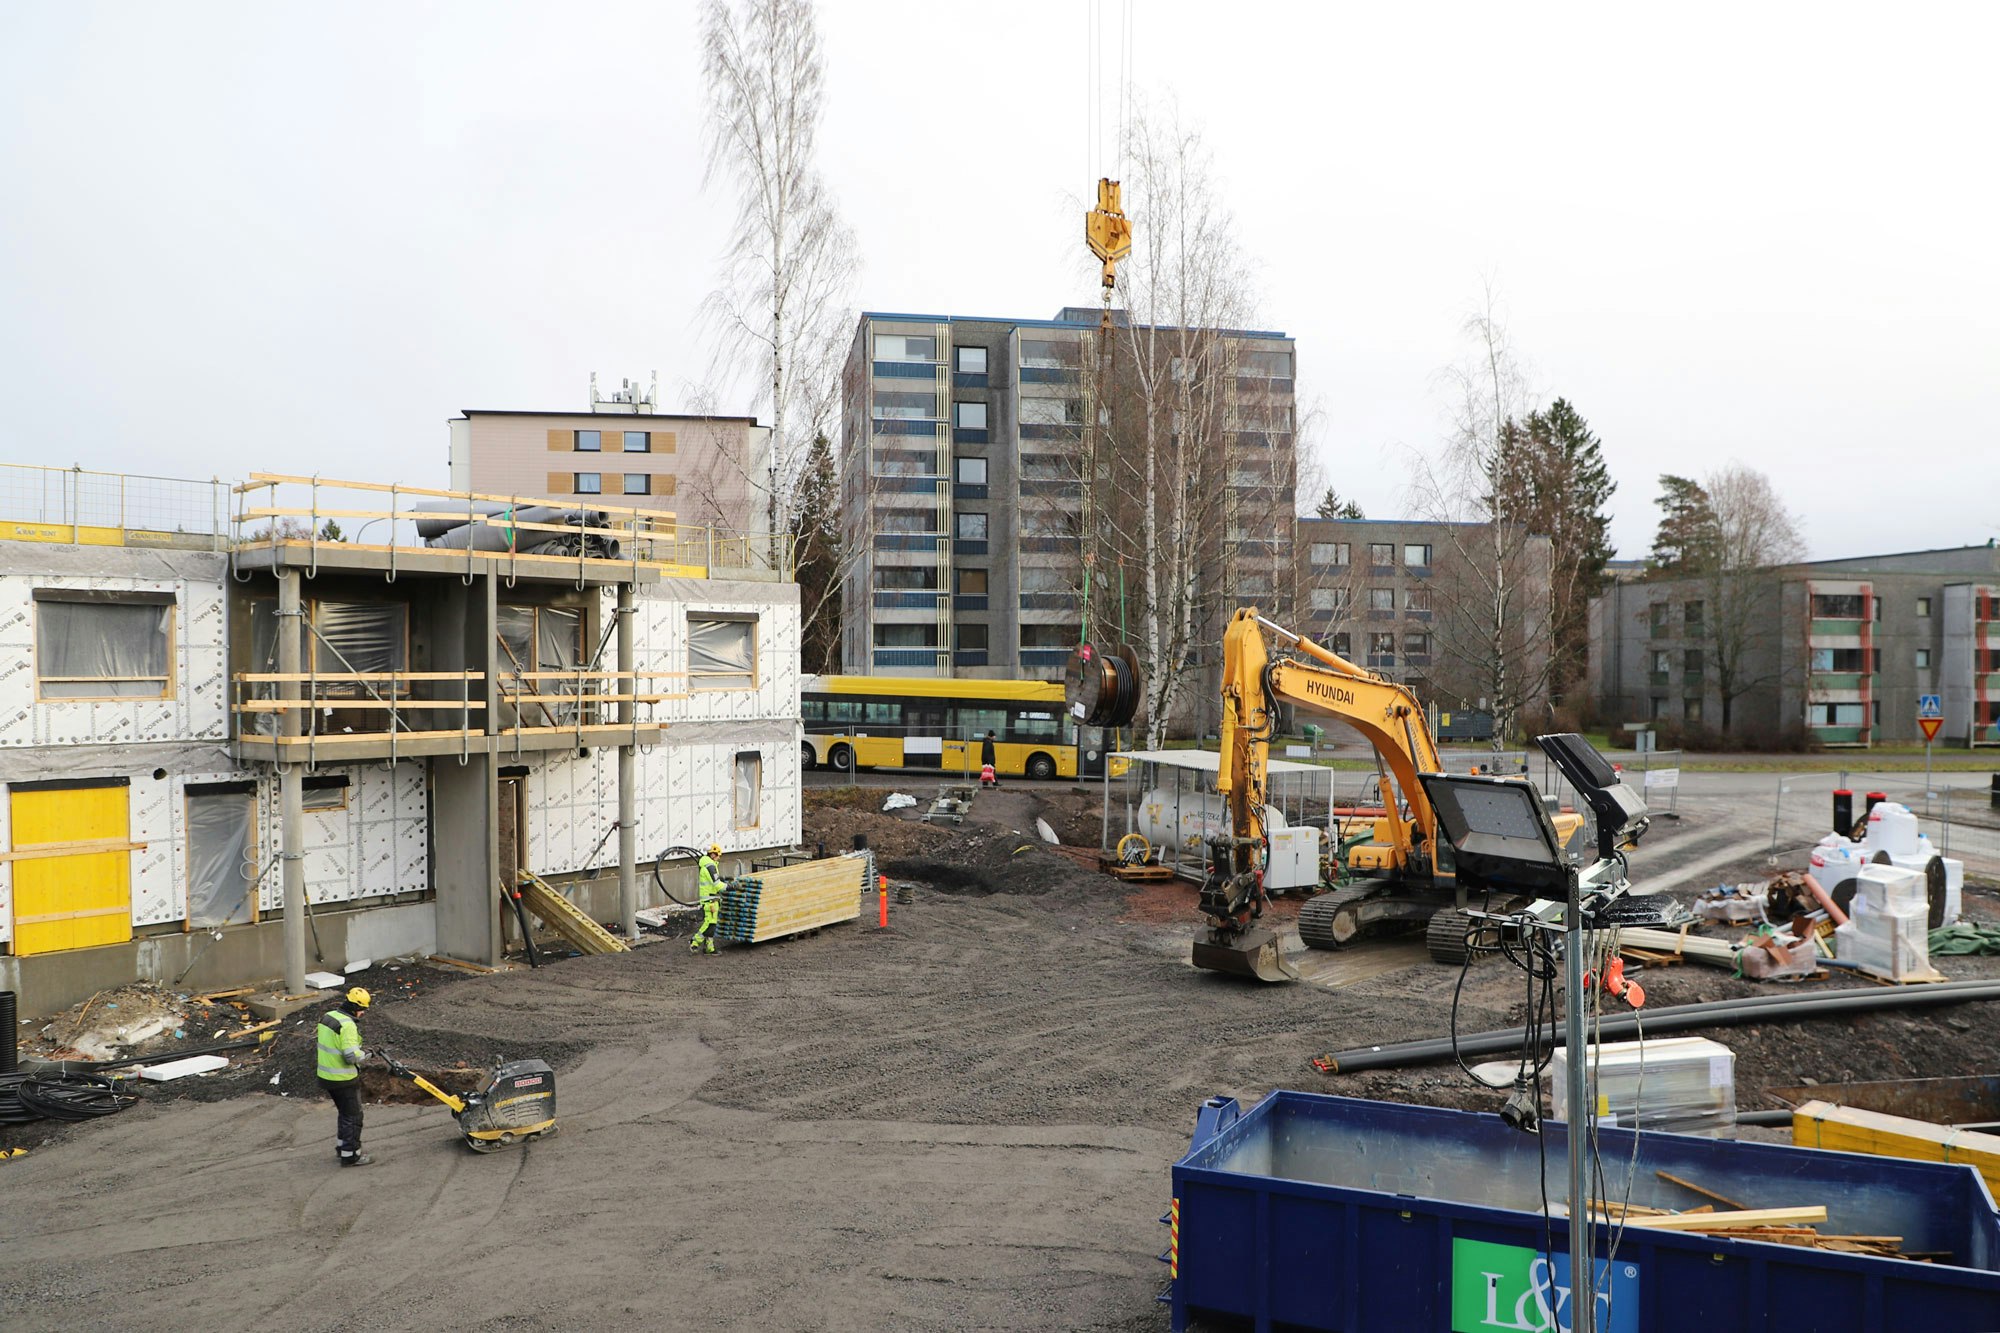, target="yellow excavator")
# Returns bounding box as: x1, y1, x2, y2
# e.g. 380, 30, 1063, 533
1196, 608, 1585, 981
